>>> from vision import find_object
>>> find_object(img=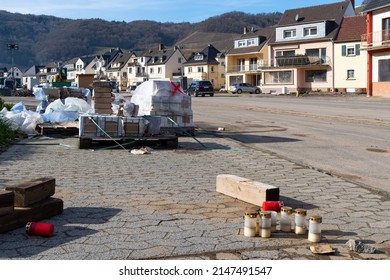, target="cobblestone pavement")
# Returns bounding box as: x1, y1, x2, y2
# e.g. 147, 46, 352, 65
0, 133, 389, 260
